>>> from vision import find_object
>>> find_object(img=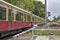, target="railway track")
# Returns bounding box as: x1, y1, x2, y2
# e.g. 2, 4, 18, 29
0, 26, 35, 40
0, 26, 32, 38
